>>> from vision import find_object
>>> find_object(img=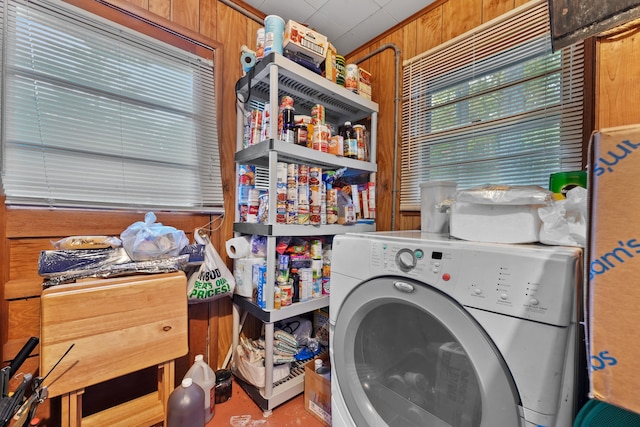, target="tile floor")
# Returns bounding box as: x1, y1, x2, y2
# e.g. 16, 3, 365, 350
208, 378, 327, 427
